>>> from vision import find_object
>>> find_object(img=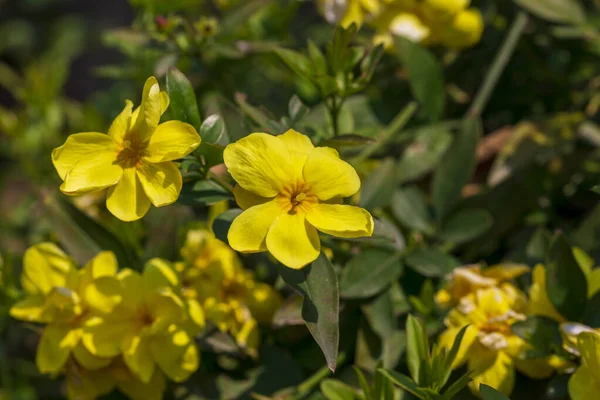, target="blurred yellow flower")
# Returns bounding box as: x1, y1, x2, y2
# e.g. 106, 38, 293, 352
317, 0, 381, 27
179, 228, 282, 353
52, 76, 201, 222
528, 264, 567, 323
10, 244, 122, 375
81, 259, 203, 384
223, 129, 373, 269
568, 330, 600, 400
435, 263, 529, 308
439, 285, 558, 396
